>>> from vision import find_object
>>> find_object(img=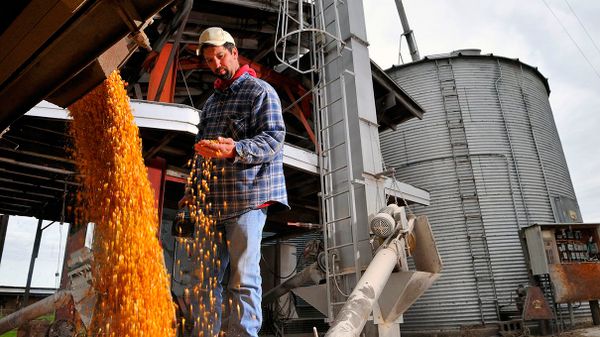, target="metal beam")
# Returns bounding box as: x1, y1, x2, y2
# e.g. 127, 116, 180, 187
22, 218, 43, 308
0, 187, 56, 199
0, 147, 75, 165
187, 12, 276, 33
0, 215, 8, 267
207, 0, 280, 13
0, 157, 75, 175
0, 177, 66, 193
0, 168, 78, 187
